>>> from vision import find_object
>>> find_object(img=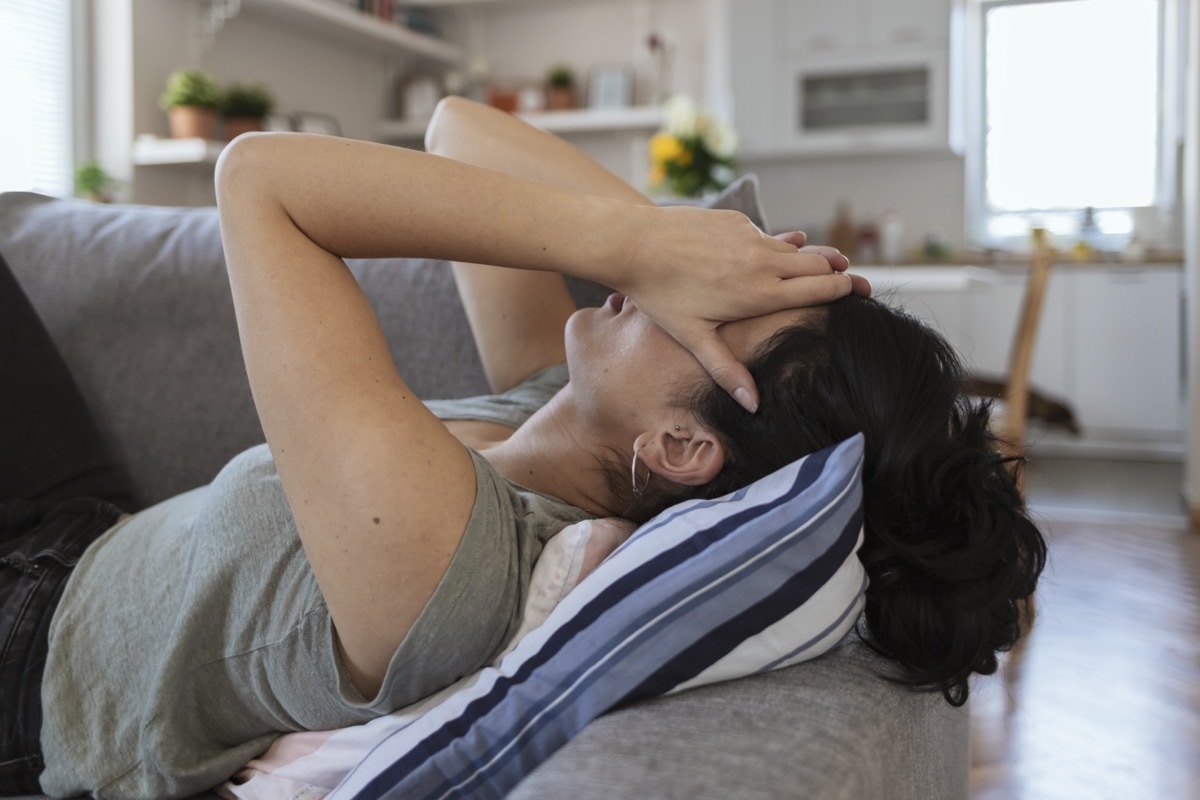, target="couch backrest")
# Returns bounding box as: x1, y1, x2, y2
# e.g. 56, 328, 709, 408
0, 178, 767, 508
0, 193, 500, 506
